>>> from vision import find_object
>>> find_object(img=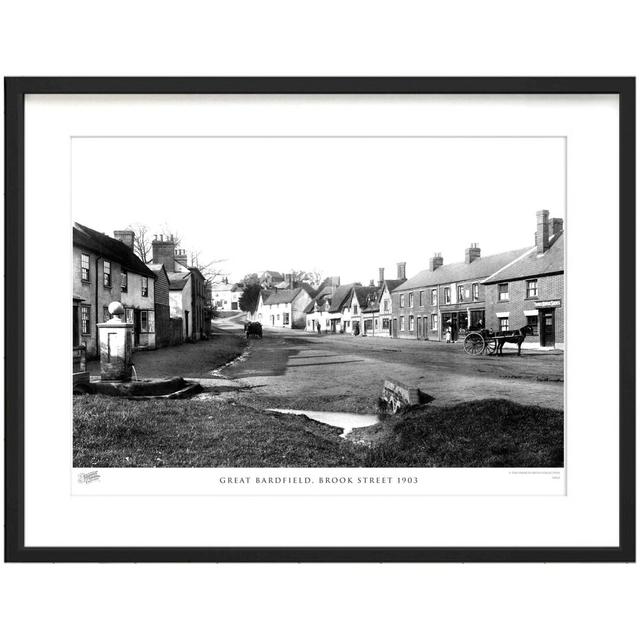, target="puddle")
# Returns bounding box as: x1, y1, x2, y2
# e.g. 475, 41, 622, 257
268, 408, 379, 437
